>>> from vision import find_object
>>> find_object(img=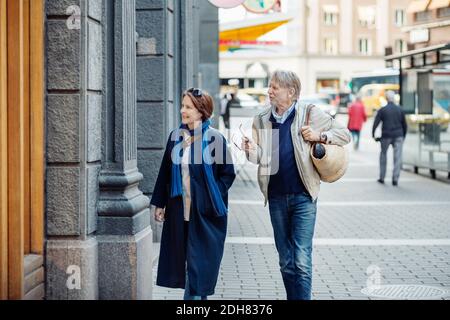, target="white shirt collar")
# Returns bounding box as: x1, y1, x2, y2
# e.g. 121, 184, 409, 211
271, 101, 297, 124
